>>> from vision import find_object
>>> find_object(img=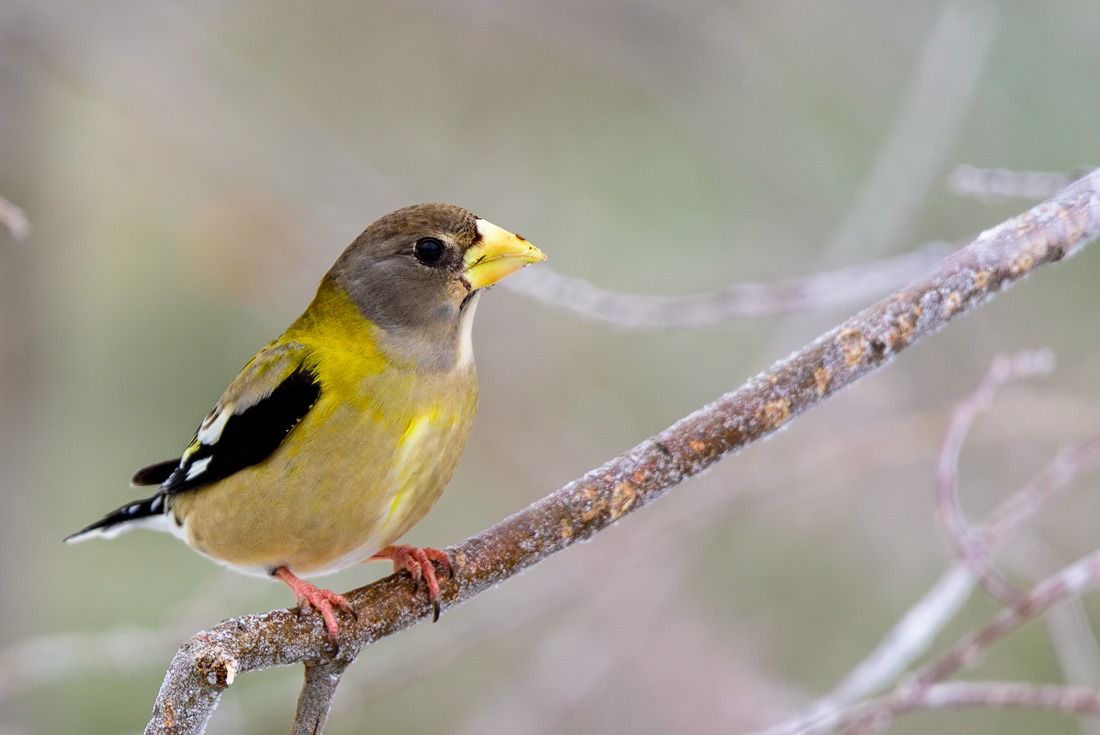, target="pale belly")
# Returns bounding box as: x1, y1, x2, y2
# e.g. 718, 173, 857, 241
170, 378, 477, 577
